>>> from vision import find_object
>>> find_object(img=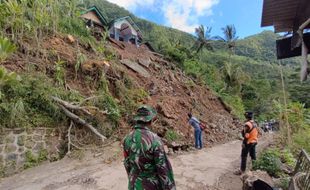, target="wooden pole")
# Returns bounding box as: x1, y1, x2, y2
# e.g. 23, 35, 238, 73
279, 61, 291, 145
